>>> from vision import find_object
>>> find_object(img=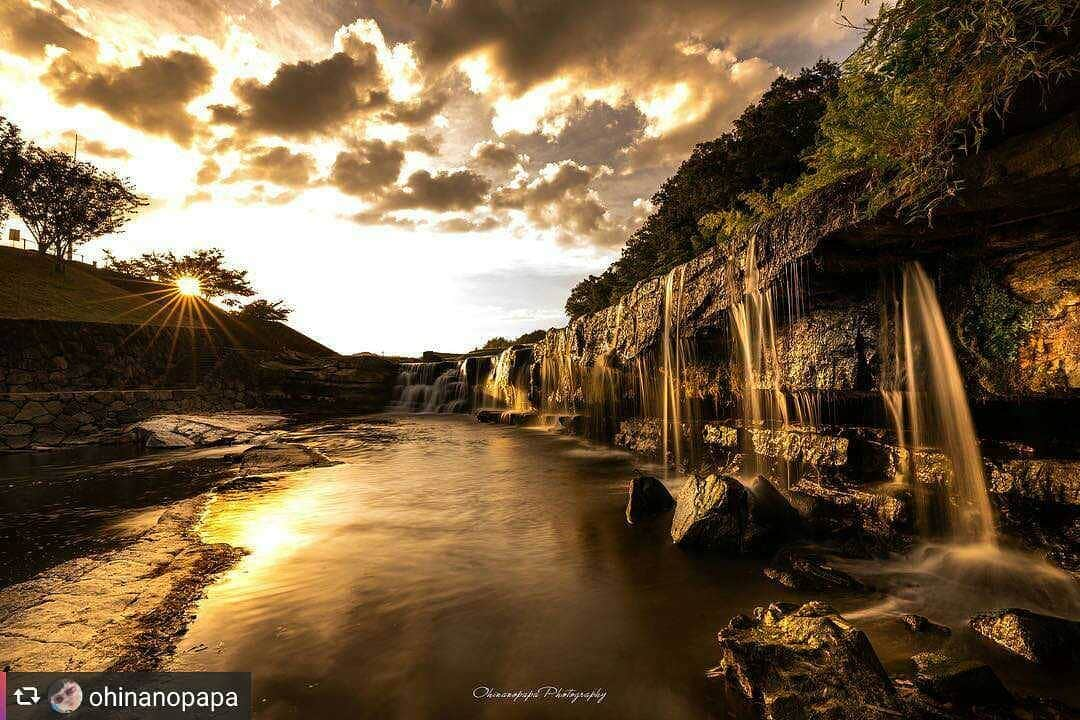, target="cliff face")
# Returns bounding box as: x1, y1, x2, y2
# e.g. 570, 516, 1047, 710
531, 109, 1080, 413
475, 109, 1080, 570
